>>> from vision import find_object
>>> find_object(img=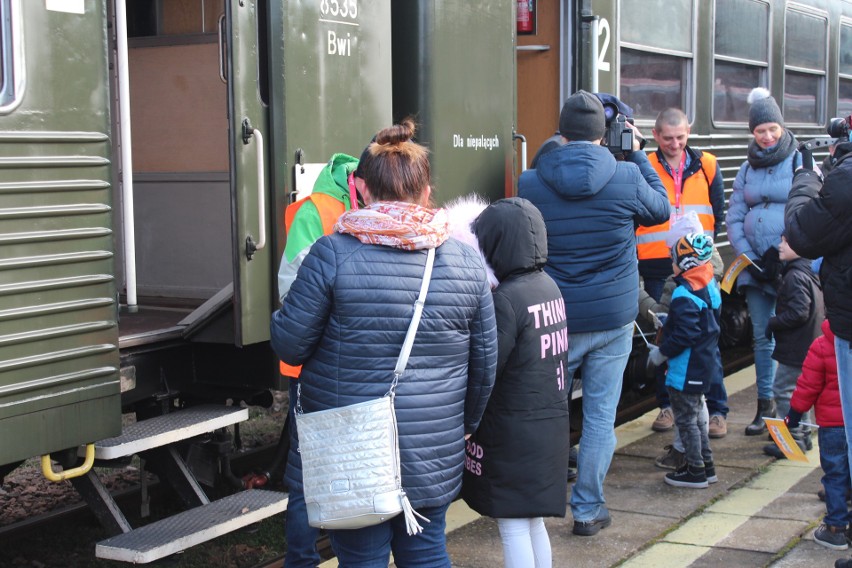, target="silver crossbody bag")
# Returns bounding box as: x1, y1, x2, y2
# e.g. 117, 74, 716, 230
295, 247, 435, 534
